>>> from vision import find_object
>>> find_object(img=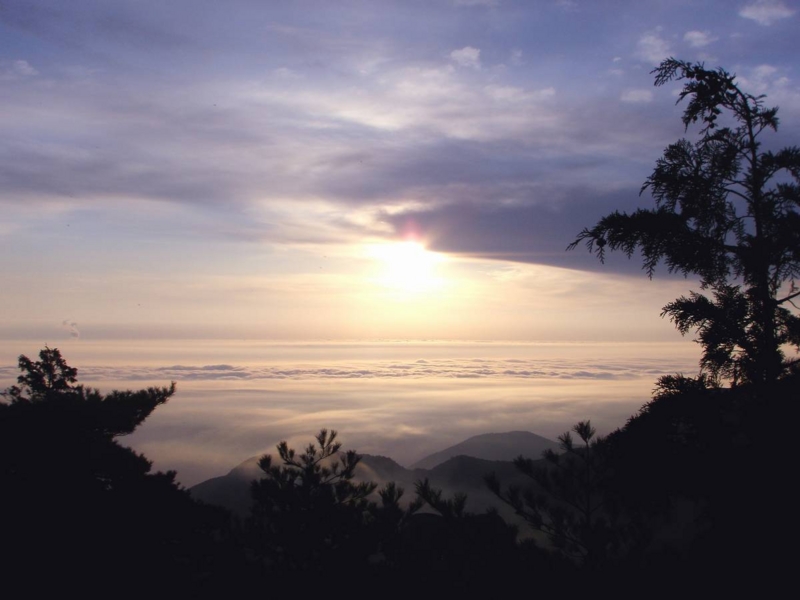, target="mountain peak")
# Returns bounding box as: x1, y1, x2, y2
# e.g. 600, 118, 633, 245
410, 431, 558, 470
